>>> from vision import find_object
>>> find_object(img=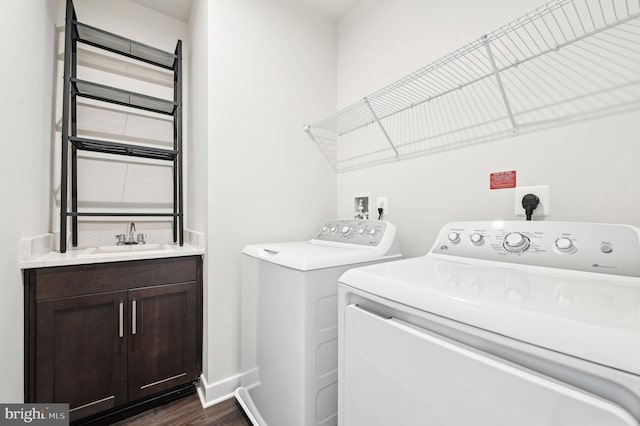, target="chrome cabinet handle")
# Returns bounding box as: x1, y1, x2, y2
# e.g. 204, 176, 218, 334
132, 300, 137, 335
119, 302, 124, 338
